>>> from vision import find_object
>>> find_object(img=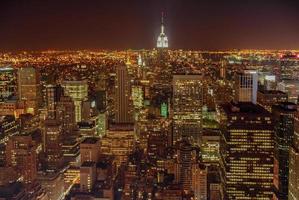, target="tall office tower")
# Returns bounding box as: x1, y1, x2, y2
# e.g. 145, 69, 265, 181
6, 134, 37, 183
56, 95, 76, 135
18, 67, 41, 114
272, 102, 297, 200
156, 12, 168, 48
45, 84, 63, 119
257, 90, 288, 112
44, 119, 63, 171
80, 137, 99, 164
220, 102, 274, 199
62, 81, 88, 122
115, 65, 133, 123
0, 67, 17, 100
289, 109, 299, 200
219, 60, 226, 79
173, 75, 203, 144
234, 70, 258, 104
